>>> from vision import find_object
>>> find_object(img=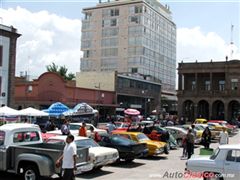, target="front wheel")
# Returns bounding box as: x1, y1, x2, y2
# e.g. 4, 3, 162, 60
23, 165, 40, 180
